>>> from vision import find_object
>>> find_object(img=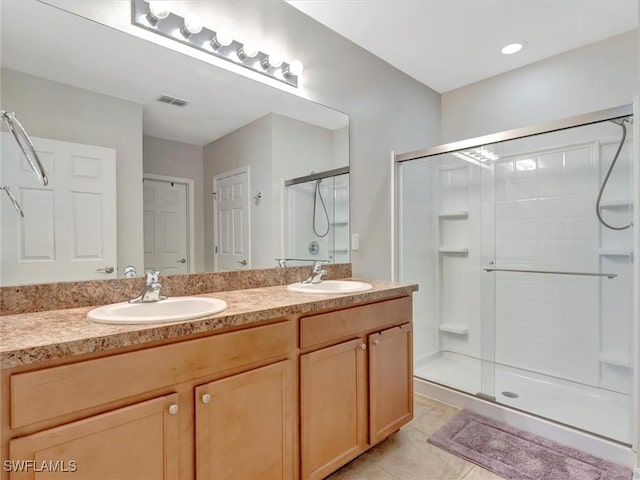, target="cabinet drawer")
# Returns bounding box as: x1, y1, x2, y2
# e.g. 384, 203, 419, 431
299, 296, 412, 349
11, 321, 293, 429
